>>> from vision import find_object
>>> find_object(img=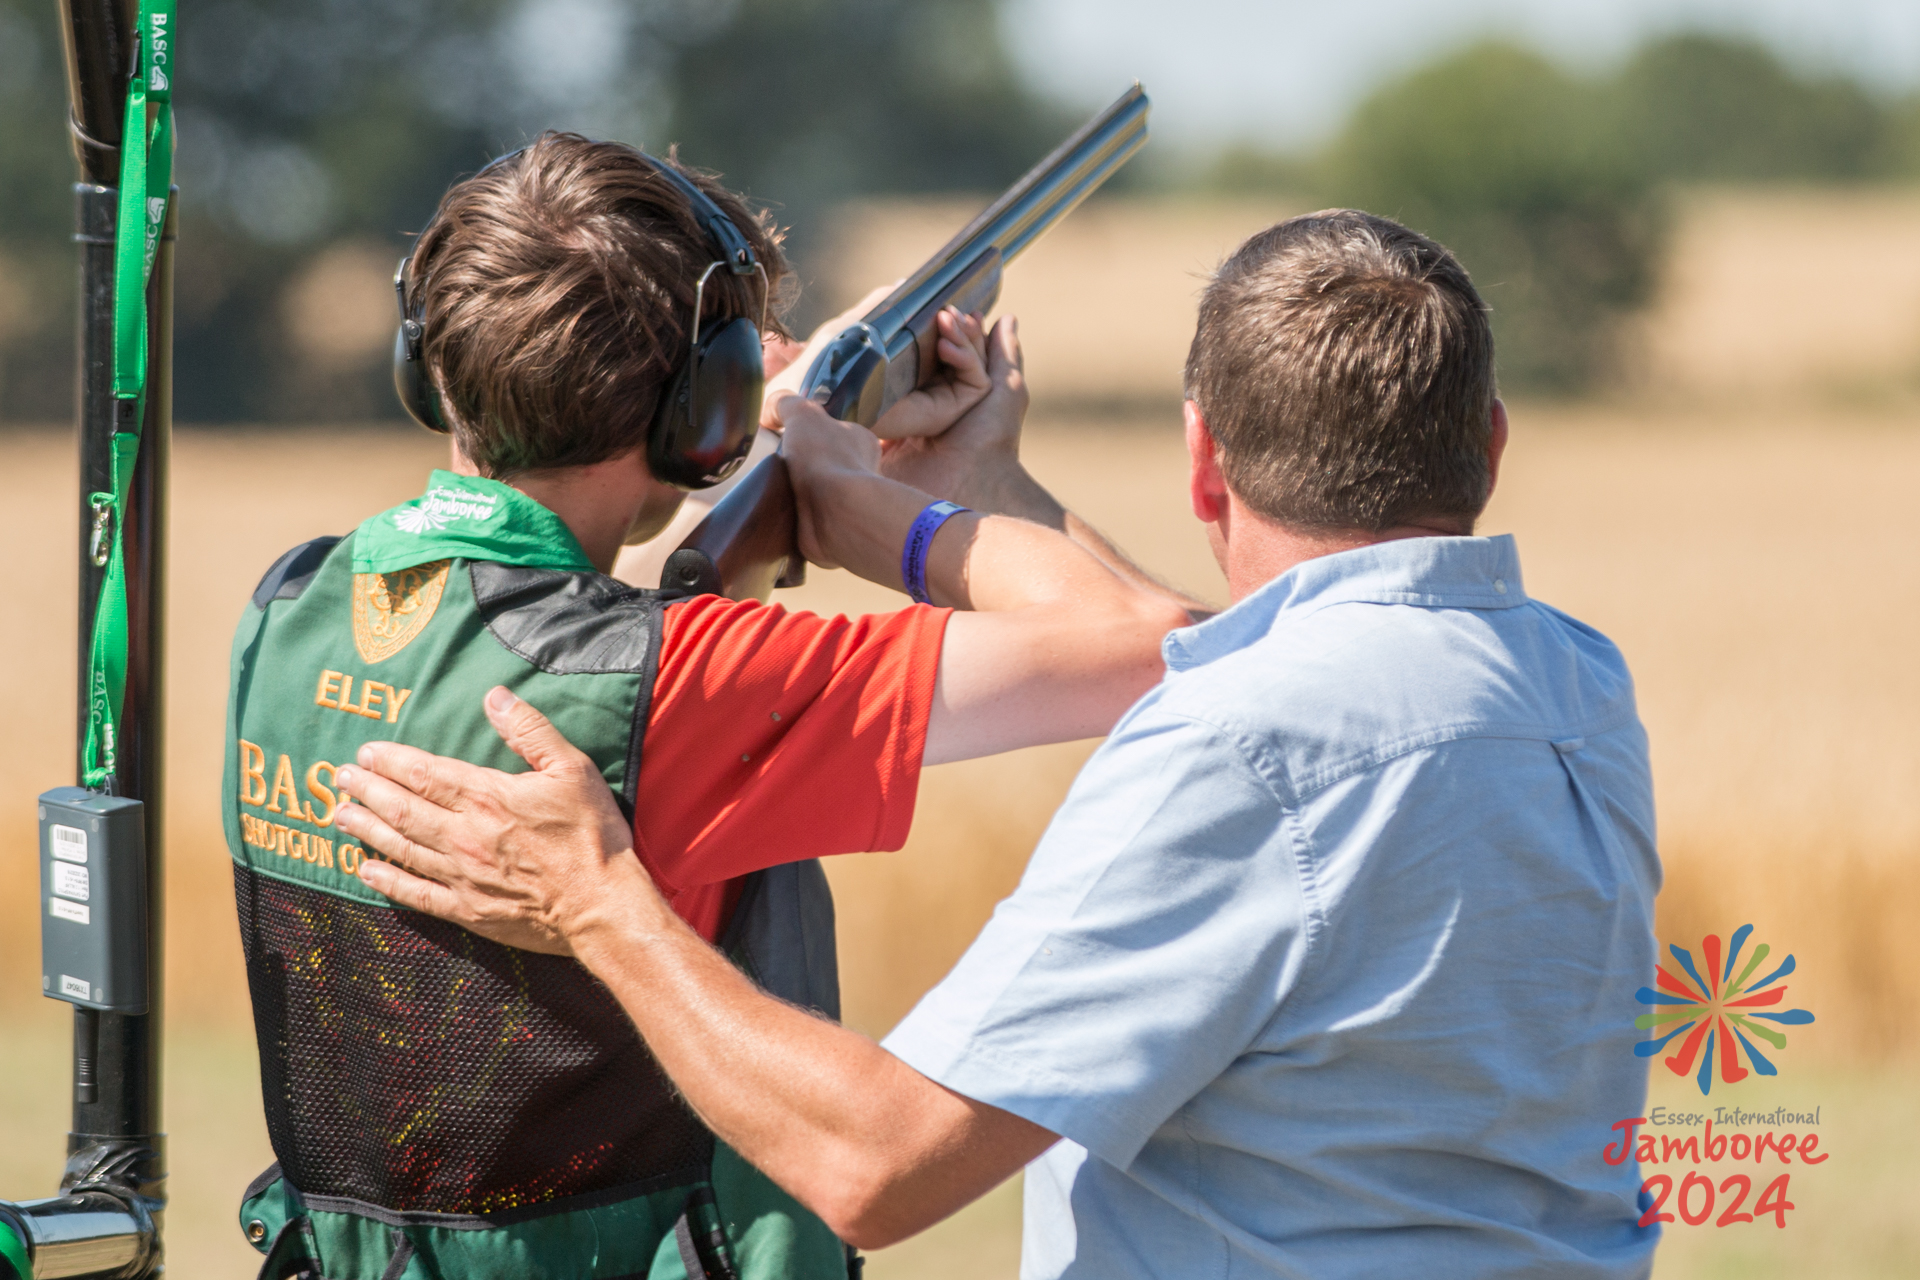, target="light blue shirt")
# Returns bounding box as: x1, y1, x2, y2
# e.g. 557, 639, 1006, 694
884, 535, 1660, 1279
